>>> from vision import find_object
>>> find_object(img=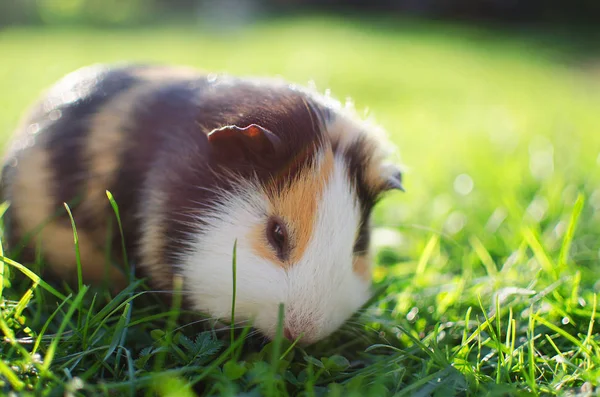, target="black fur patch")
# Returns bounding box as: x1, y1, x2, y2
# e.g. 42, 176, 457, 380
339, 136, 378, 255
